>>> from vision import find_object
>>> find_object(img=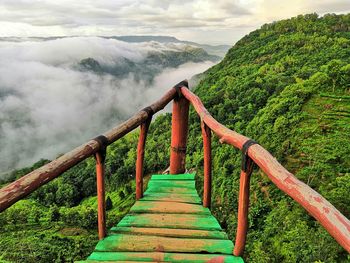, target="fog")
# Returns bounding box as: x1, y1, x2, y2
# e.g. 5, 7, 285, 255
0, 37, 215, 175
